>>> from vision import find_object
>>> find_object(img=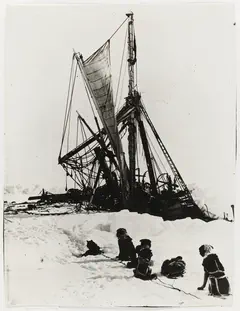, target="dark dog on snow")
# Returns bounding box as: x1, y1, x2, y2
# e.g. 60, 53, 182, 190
133, 240, 157, 280
74, 240, 103, 257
